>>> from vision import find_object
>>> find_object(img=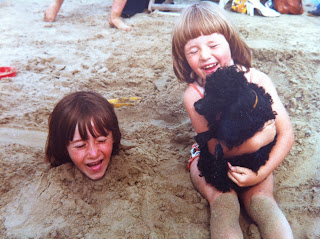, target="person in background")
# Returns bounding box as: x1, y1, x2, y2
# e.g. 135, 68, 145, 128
44, 0, 132, 31
109, 0, 132, 31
